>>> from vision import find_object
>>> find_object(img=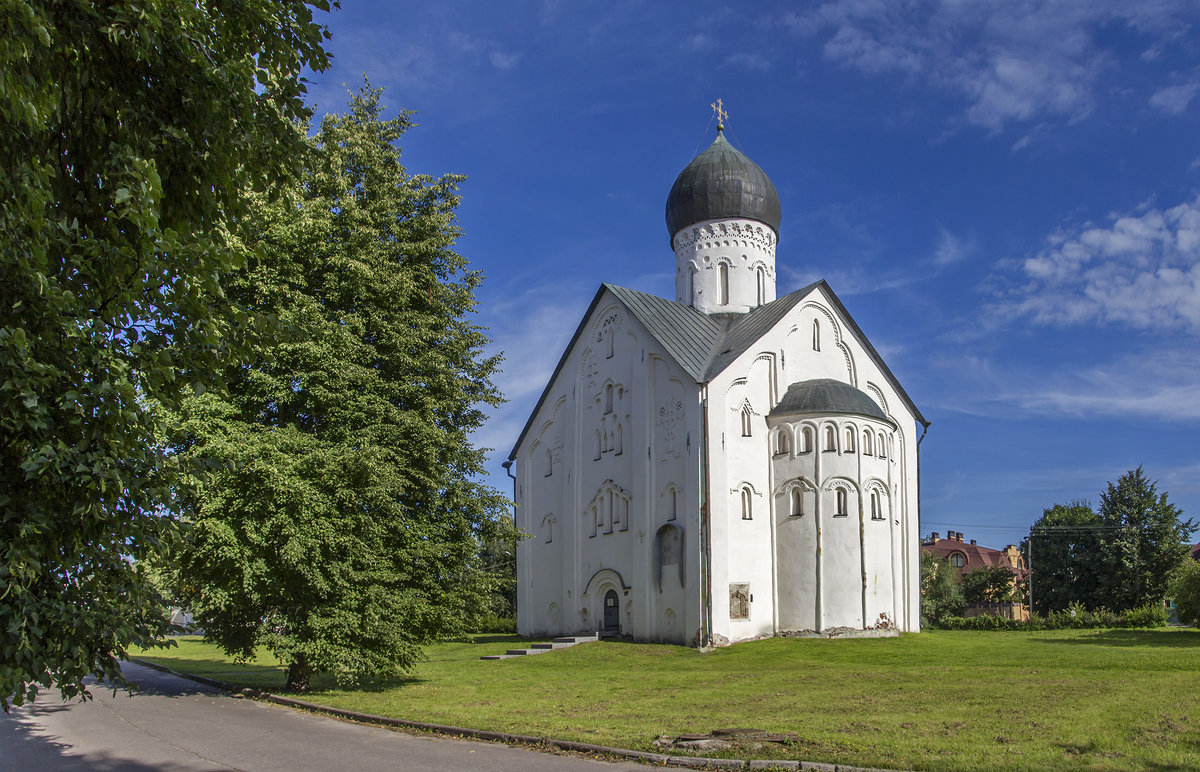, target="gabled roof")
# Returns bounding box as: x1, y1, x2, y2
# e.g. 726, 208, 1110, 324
508, 280, 928, 460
